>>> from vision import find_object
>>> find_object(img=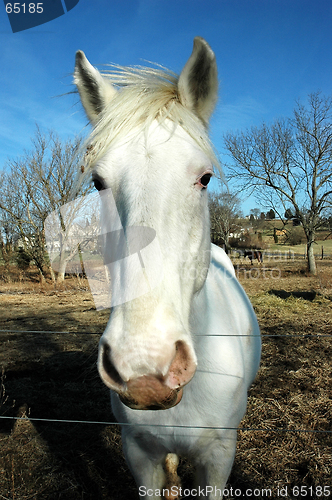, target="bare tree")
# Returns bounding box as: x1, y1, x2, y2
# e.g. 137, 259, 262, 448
209, 189, 242, 250
0, 173, 16, 265
224, 91, 332, 274
0, 127, 89, 281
